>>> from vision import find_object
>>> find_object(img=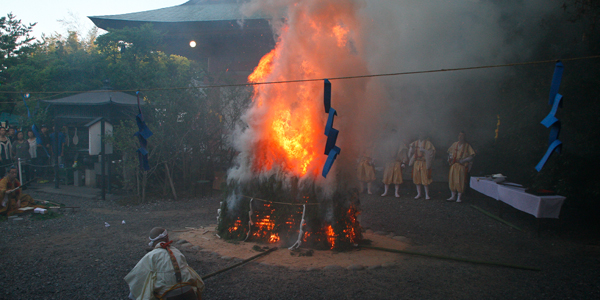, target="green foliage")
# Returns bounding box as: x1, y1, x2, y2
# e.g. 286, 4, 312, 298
1, 14, 251, 204
0, 13, 40, 110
